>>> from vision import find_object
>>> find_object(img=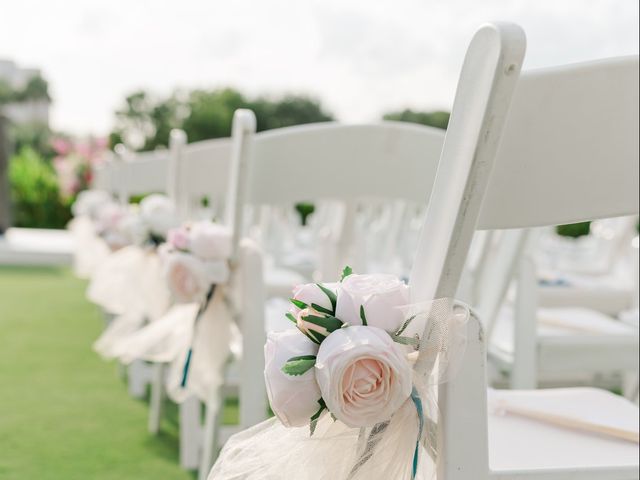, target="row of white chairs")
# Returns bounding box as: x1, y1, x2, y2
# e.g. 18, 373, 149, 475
86, 22, 639, 479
